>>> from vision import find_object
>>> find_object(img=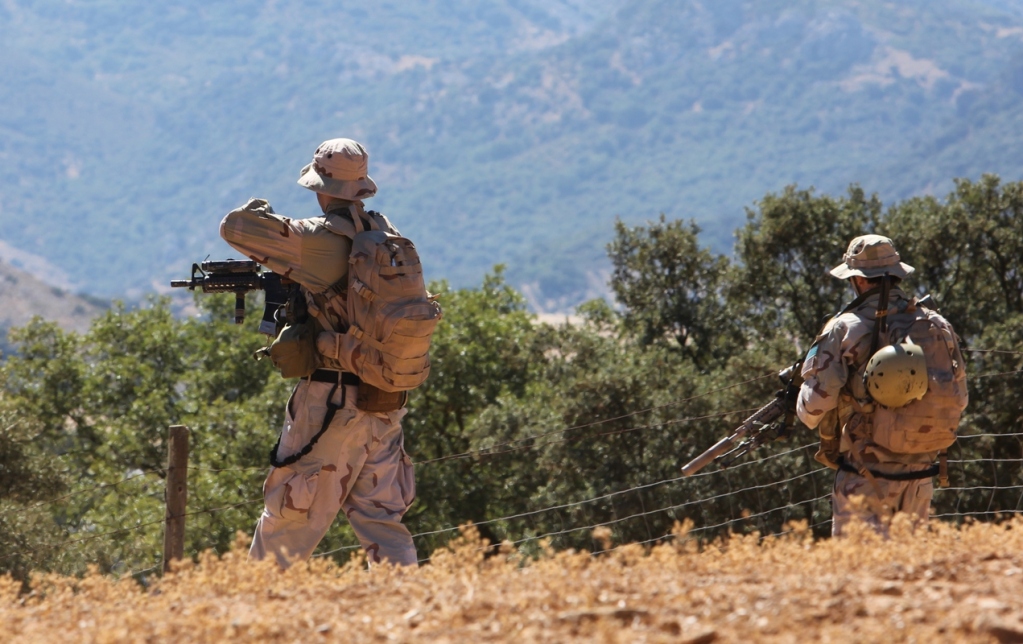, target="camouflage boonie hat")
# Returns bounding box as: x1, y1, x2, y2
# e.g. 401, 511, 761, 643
297, 138, 378, 201
829, 234, 915, 280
